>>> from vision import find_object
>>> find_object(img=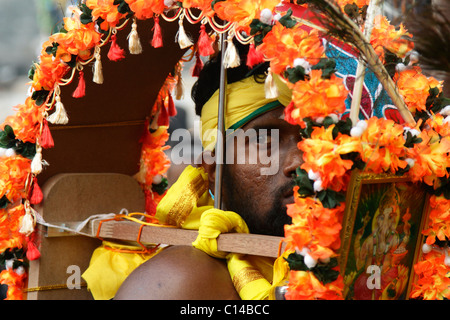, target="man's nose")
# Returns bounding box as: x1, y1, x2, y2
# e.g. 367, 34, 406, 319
282, 140, 303, 178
